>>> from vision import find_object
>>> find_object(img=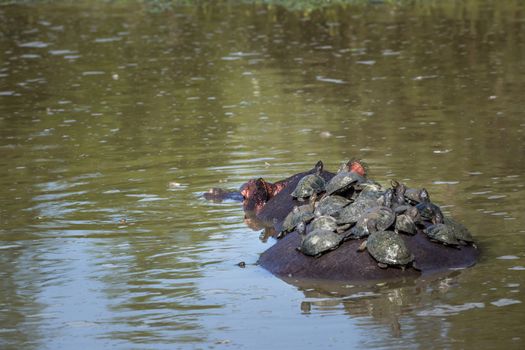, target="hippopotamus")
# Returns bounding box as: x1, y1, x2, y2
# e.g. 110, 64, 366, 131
204, 160, 479, 282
